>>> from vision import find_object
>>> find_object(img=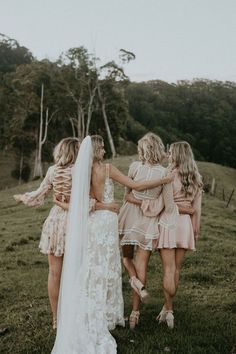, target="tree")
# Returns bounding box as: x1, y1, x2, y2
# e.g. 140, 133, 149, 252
6, 60, 62, 178
97, 50, 135, 157
0, 34, 33, 75
58, 47, 98, 139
